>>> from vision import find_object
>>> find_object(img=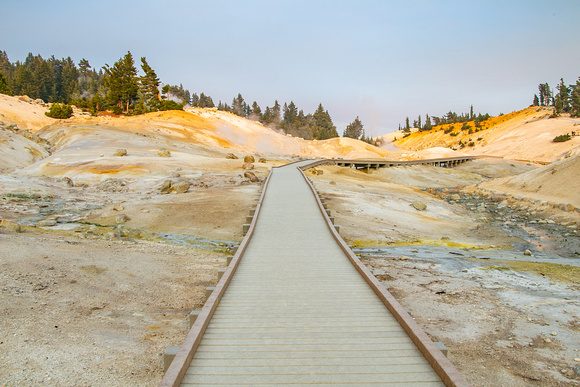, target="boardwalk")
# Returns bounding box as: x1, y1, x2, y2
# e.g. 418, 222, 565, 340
161, 161, 468, 386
